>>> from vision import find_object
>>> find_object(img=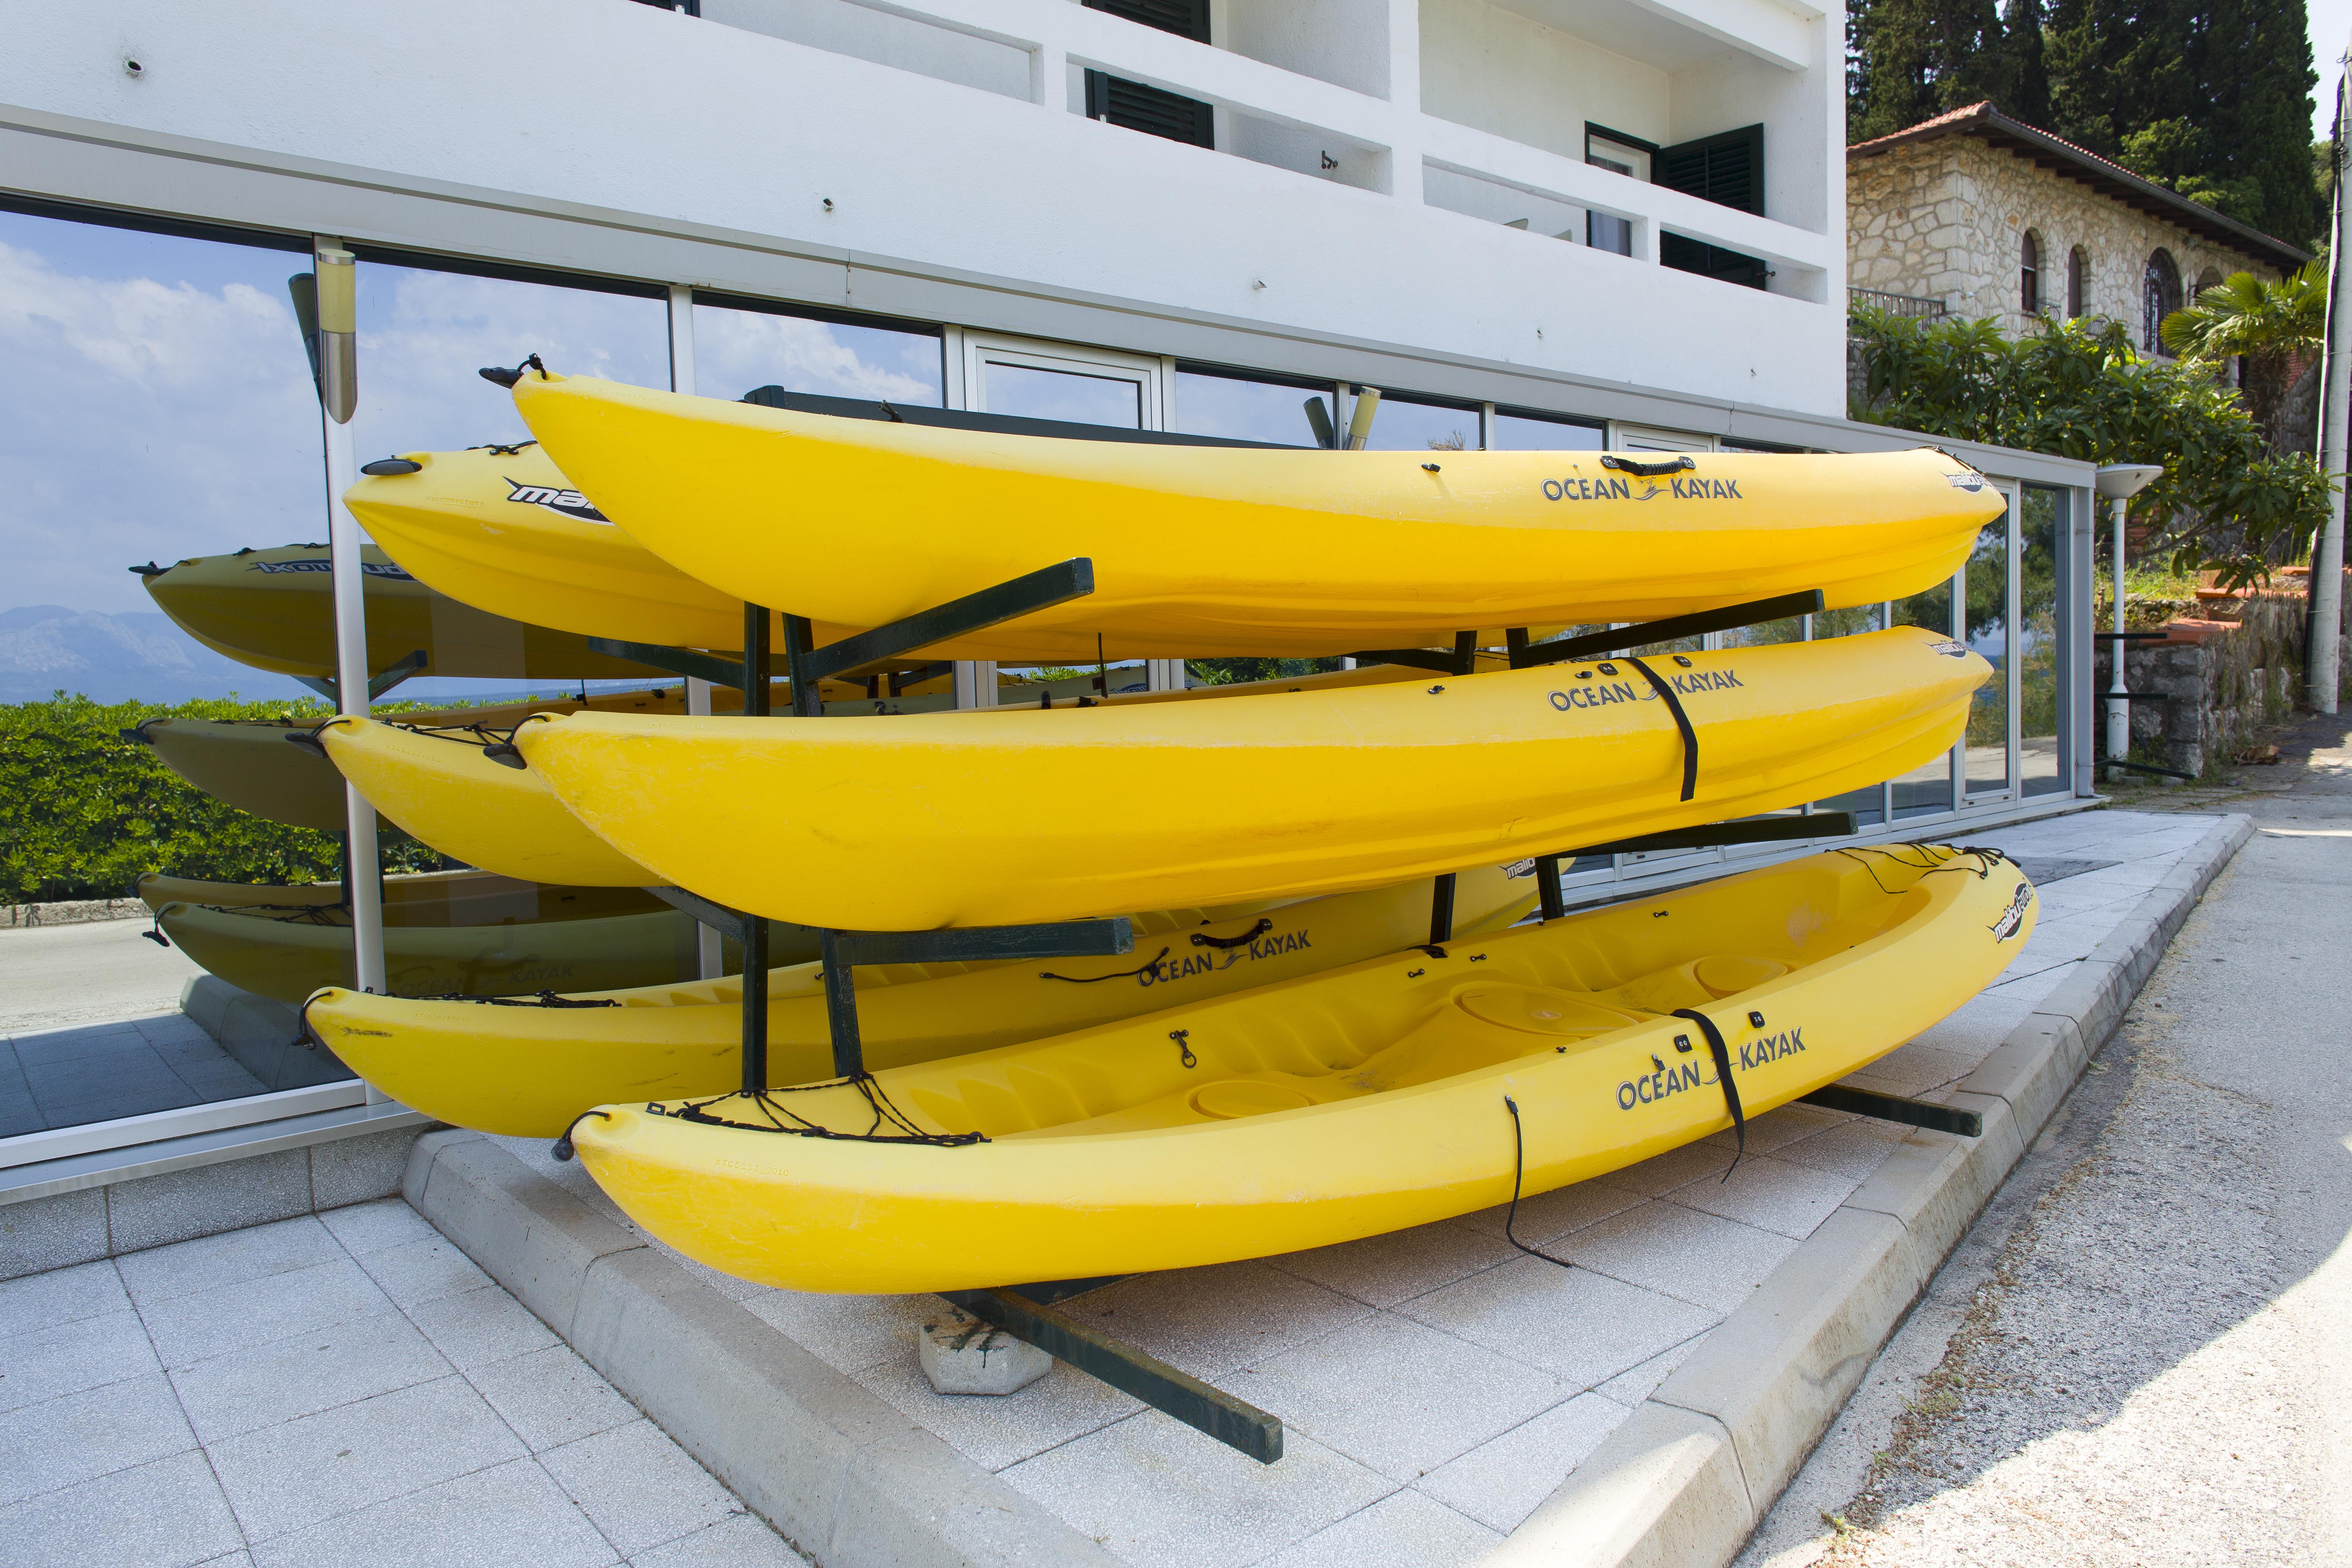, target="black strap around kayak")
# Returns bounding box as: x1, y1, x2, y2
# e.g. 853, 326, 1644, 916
1622, 656, 1698, 802
1671, 1007, 1744, 1176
